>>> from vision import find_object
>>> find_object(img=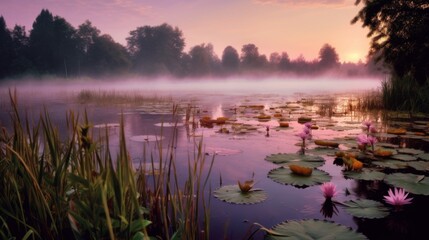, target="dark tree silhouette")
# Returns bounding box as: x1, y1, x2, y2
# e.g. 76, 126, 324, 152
221, 46, 240, 73
318, 44, 339, 70
86, 34, 131, 76
240, 44, 267, 70
0, 16, 13, 79
279, 52, 291, 71
188, 43, 220, 76
10, 25, 33, 76
352, 0, 429, 84
77, 20, 100, 54
127, 23, 185, 75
